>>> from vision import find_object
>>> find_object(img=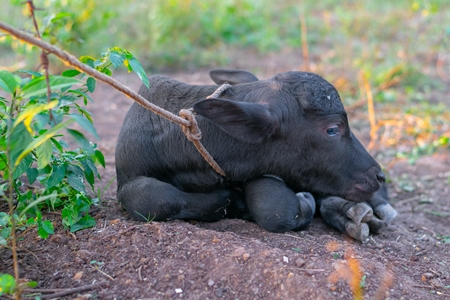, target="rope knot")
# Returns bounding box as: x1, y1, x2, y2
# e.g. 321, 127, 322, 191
176, 83, 232, 177
179, 108, 202, 142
